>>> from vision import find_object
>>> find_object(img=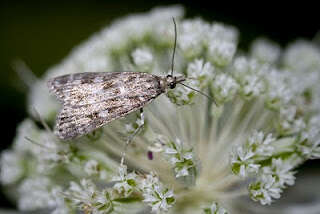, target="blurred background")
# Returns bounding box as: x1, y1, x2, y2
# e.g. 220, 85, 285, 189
0, 0, 319, 209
